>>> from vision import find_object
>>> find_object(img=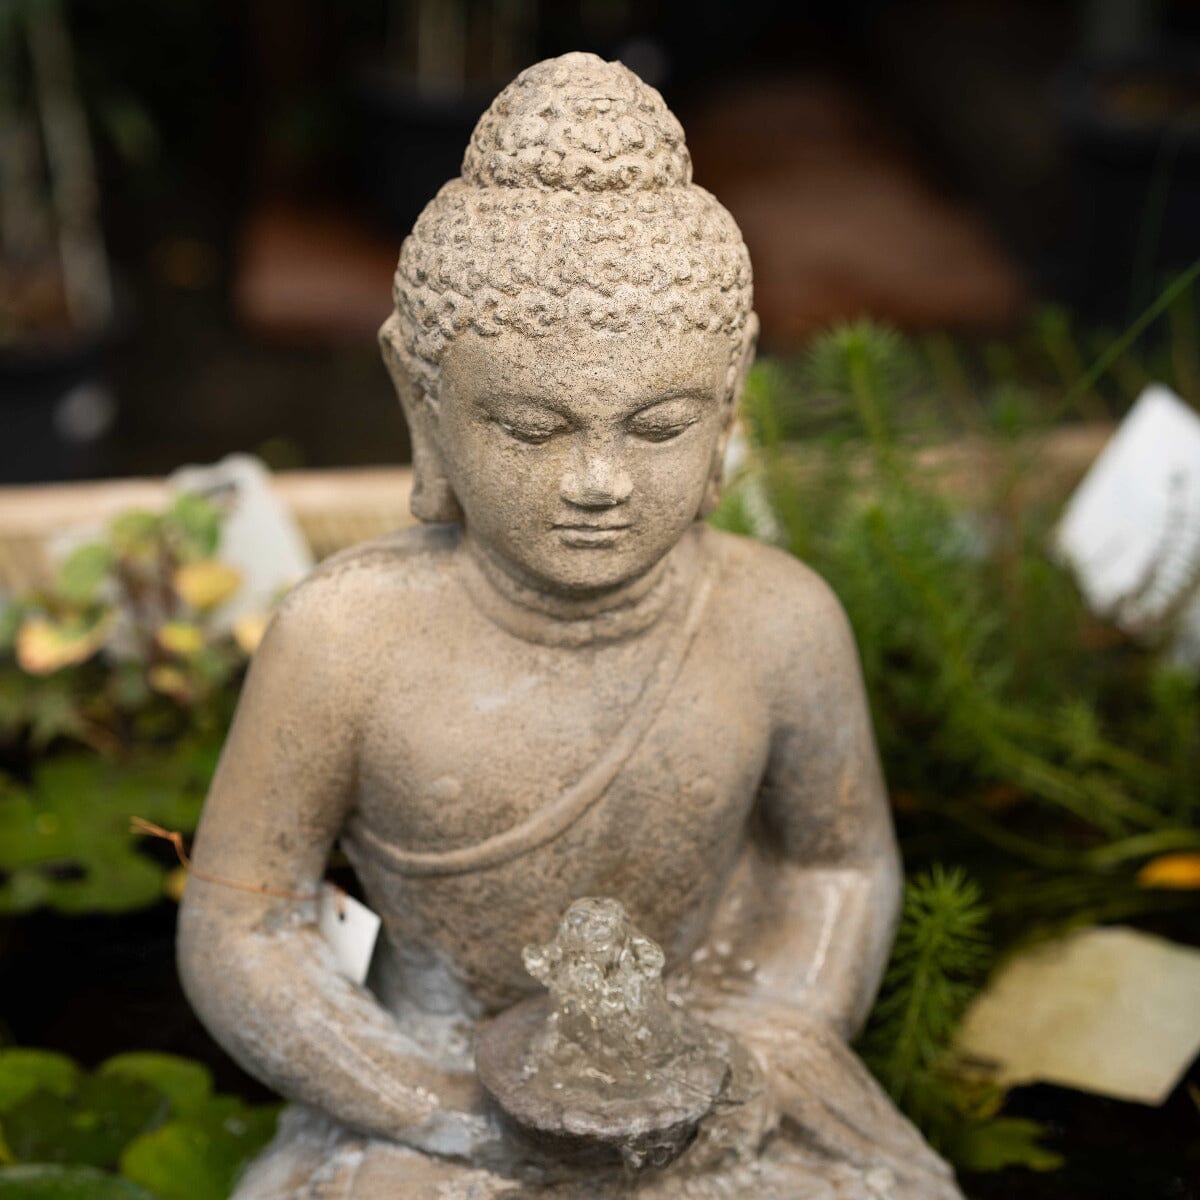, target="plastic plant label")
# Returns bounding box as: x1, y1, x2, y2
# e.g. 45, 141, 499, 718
170, 454, 314, 627
956, 926, 1200, 1105
318, 884, 381, 986
1054, 385, 1200, 665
